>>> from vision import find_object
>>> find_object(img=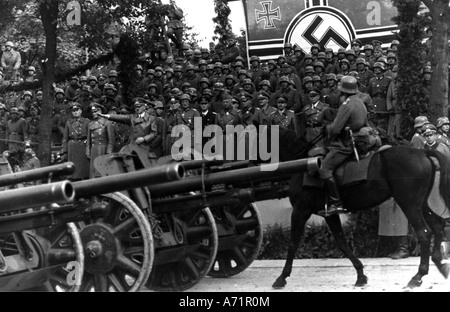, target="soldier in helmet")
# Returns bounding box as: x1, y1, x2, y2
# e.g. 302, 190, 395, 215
317, 76, 368, 217
321, 73, 340, 109
410, 116, 430, 148
367, 62, 393, 142
6, 106, 28, 154
24, 66, 37, 83
270, 75, 300, 111
86, 104, 115, 178
61, 102, 90, 180
435, 117, 450, 148
299, 76, 314, 109
1, 41, 21, 81
26, 104, 40, 150
88, 76, 102, 98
